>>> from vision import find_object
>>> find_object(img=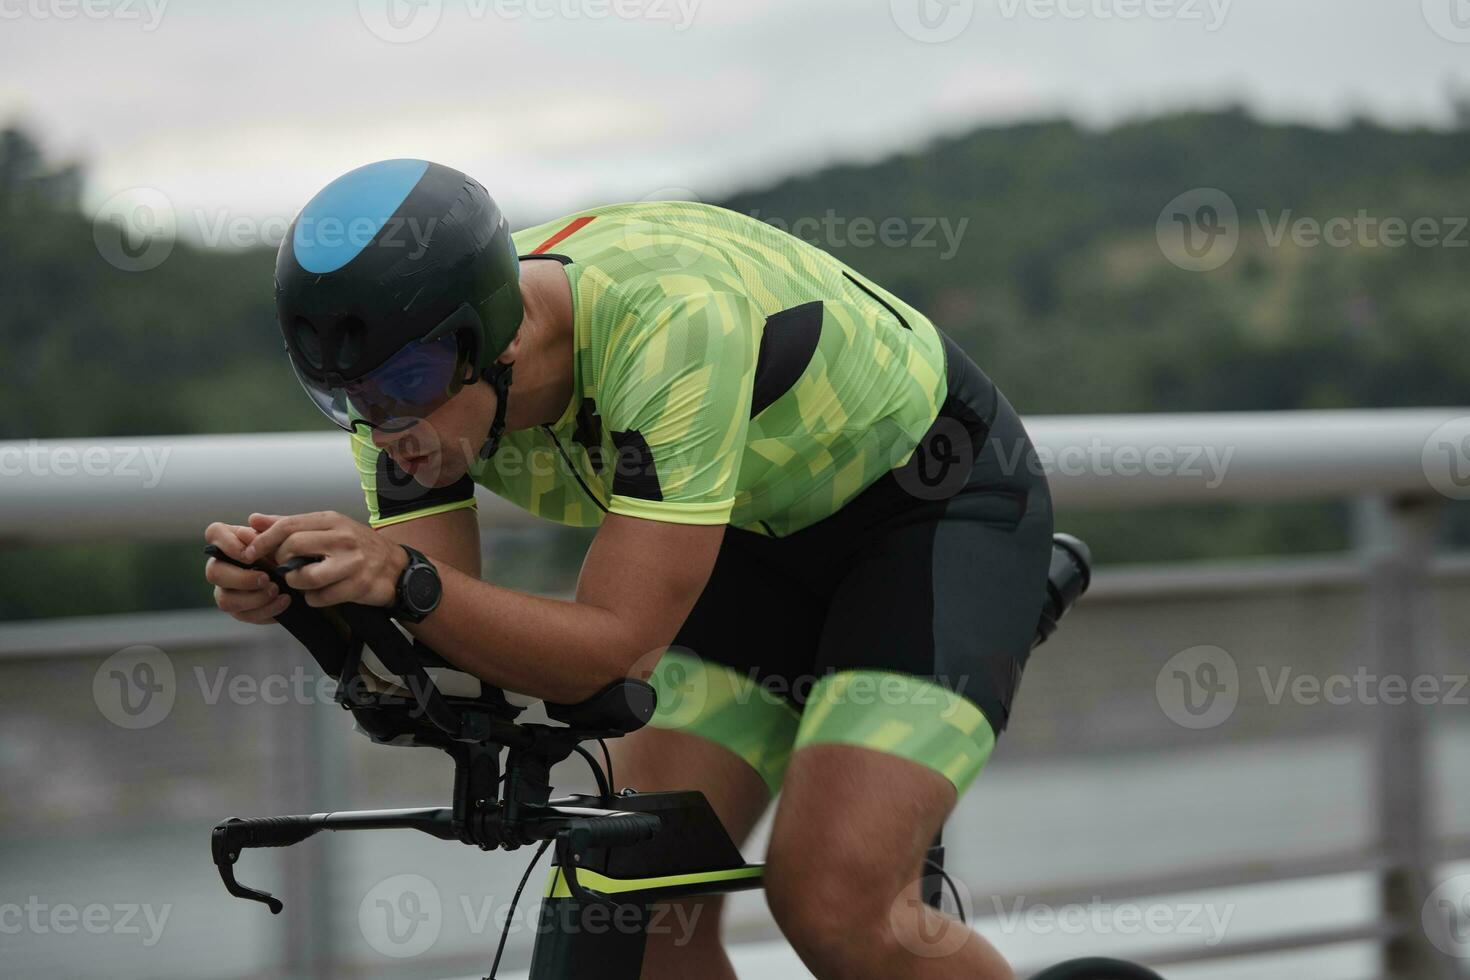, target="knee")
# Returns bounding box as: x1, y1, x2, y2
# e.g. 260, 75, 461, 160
764, 846, 905, 974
